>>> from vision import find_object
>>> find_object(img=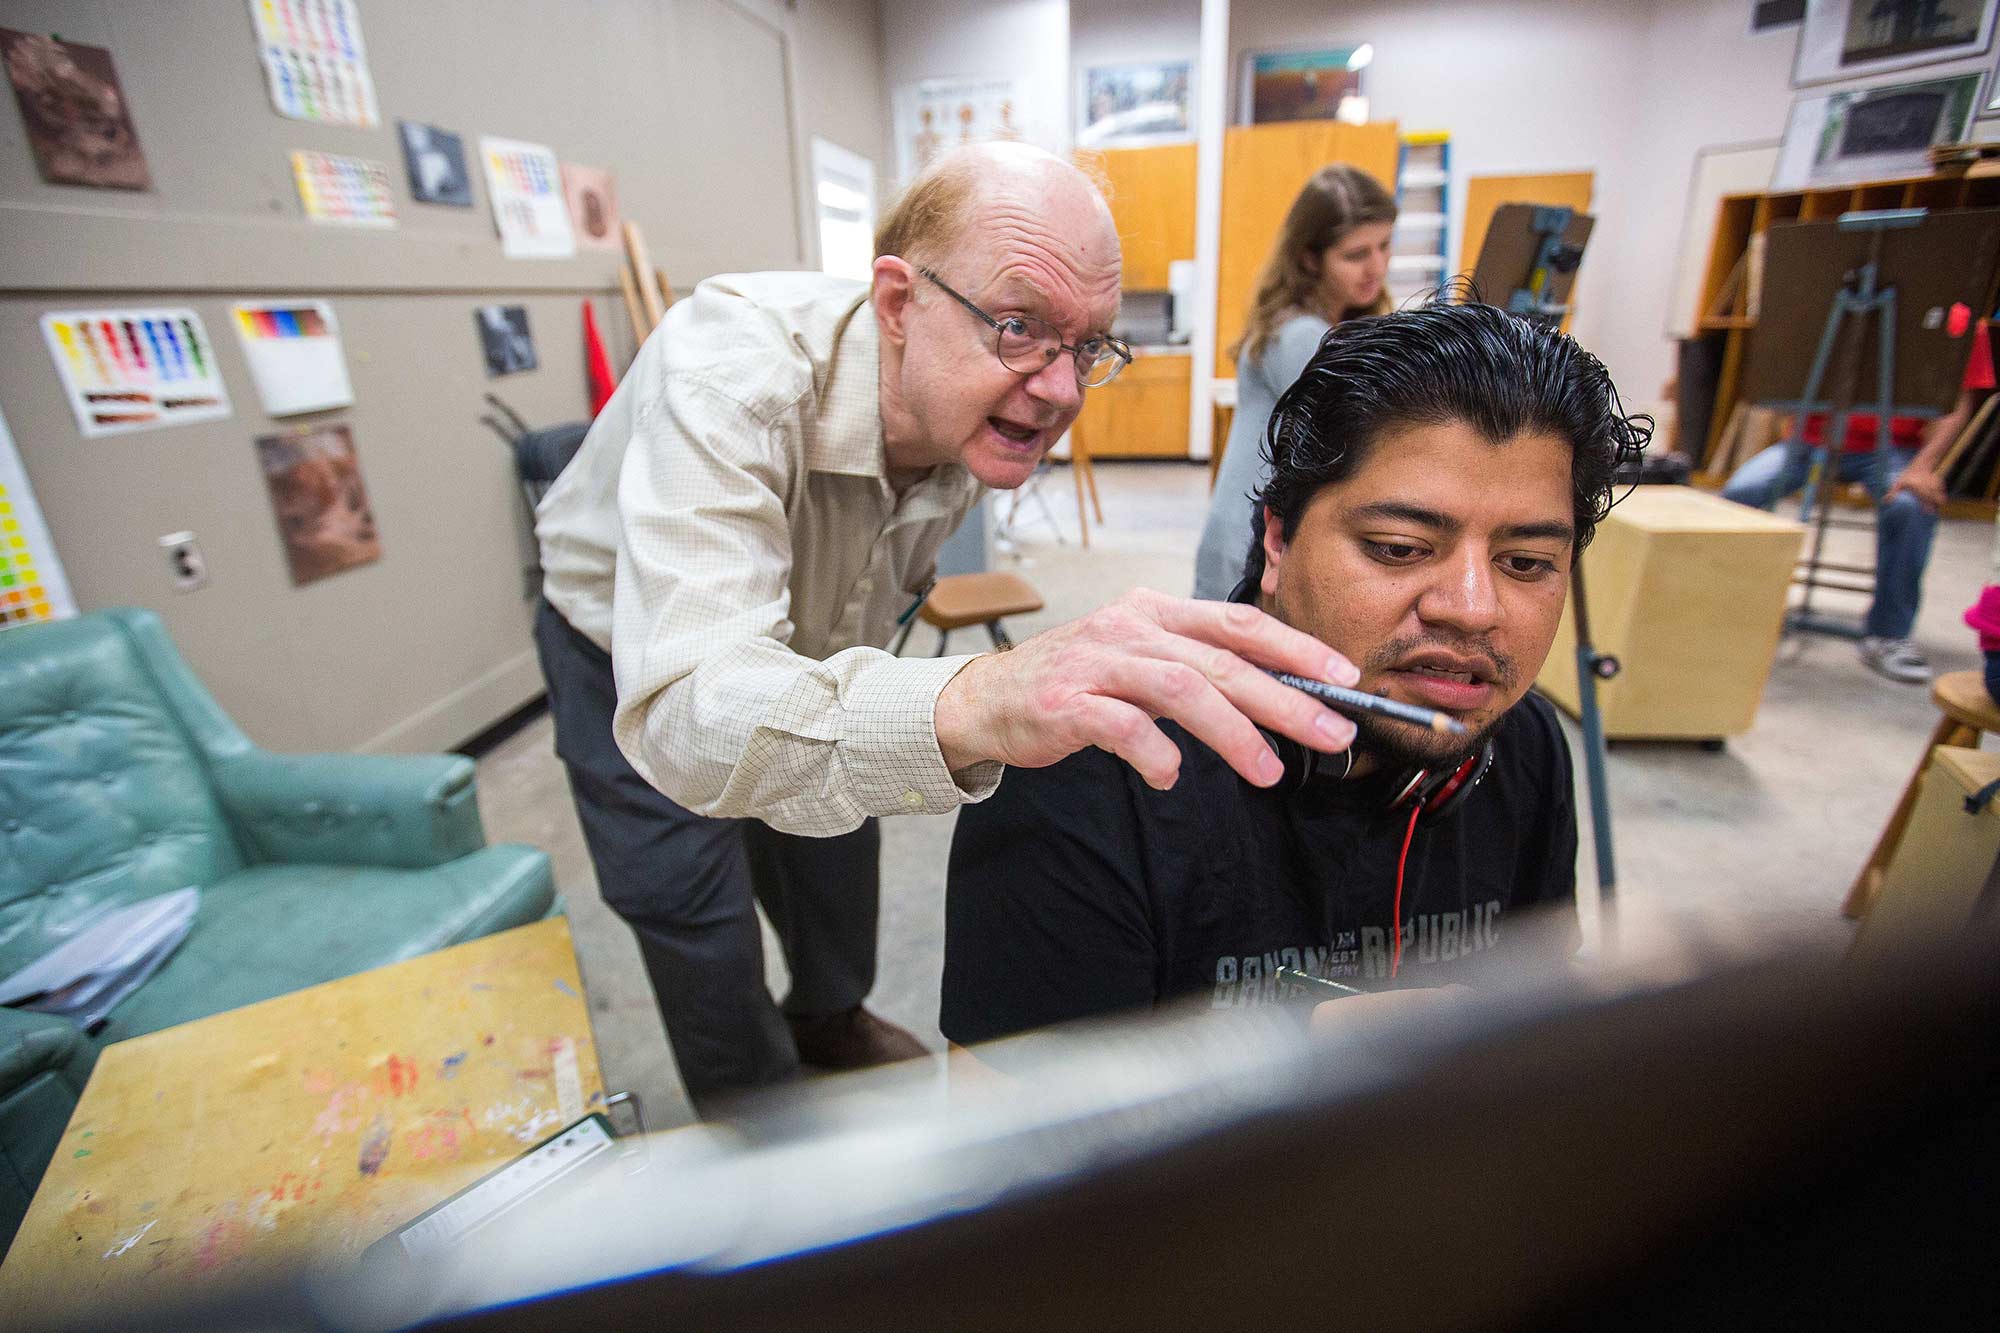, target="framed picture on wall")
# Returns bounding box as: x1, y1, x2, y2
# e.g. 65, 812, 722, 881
1793, 0, 1997, 86
1236, 45, 1373, 125
1772, 70, 1983, 187
1077, 61, 1192, 147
